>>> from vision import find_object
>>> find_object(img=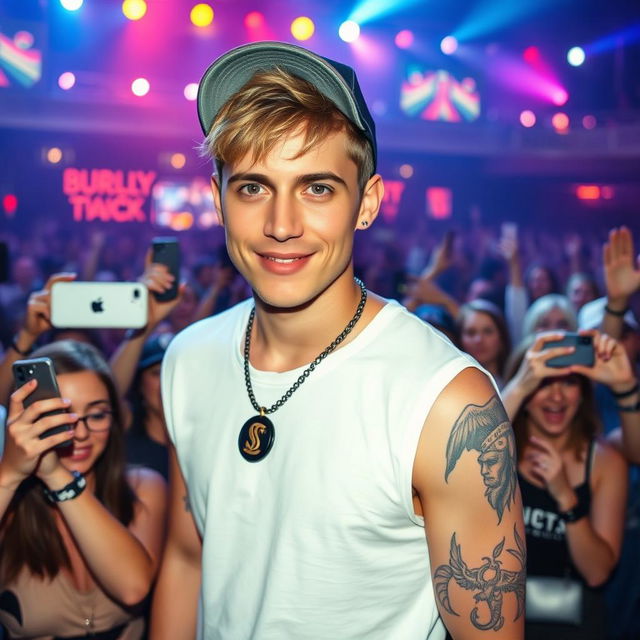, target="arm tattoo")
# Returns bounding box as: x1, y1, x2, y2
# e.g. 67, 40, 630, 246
445, 395, 517, 523
434, 526, 526, 632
